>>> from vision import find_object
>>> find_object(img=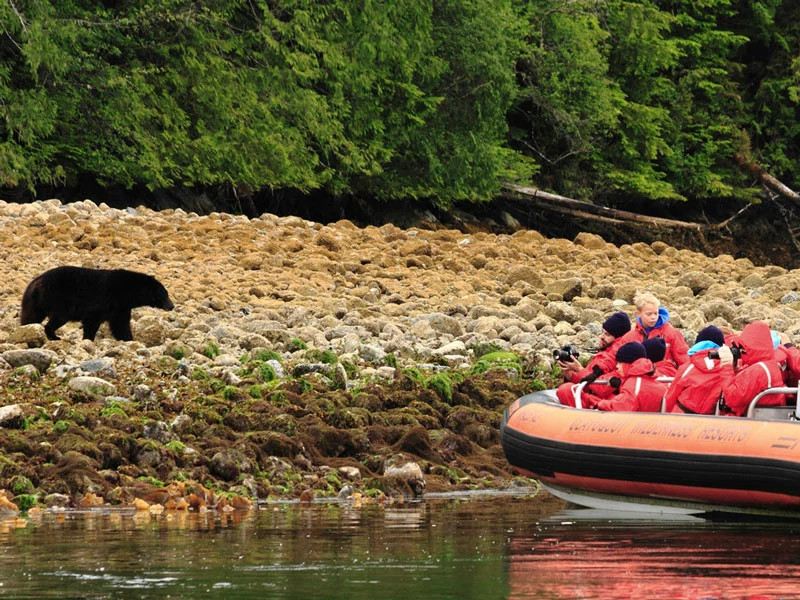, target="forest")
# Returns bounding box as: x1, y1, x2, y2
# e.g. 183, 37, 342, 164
1, 0, 798, 217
